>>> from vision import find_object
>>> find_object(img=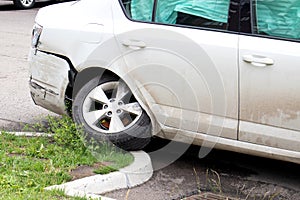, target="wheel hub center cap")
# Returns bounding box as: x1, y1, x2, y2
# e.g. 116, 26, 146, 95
103, 98, 124, 117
